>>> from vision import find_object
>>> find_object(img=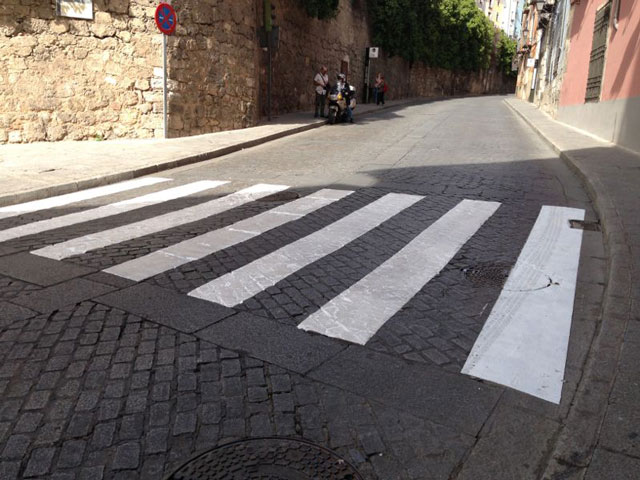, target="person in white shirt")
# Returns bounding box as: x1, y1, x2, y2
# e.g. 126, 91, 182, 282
313, 66, 329, 118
